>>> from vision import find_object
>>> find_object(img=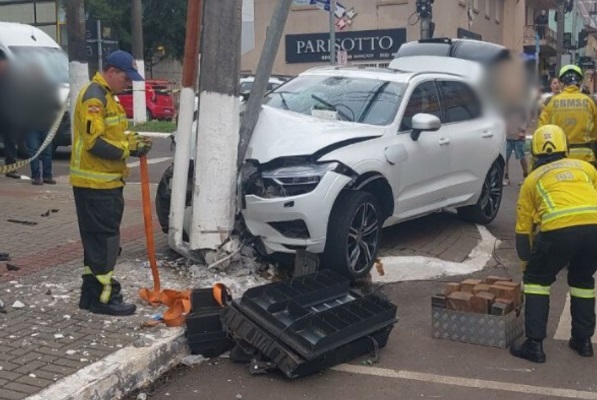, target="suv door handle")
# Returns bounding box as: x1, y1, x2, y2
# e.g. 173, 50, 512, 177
438, 138, 451, 146
481, 131, 493, 138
